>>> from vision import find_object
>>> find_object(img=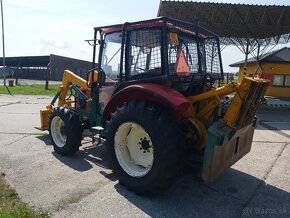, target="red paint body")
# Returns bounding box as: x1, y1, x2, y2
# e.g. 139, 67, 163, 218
103, 83, 190, 120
